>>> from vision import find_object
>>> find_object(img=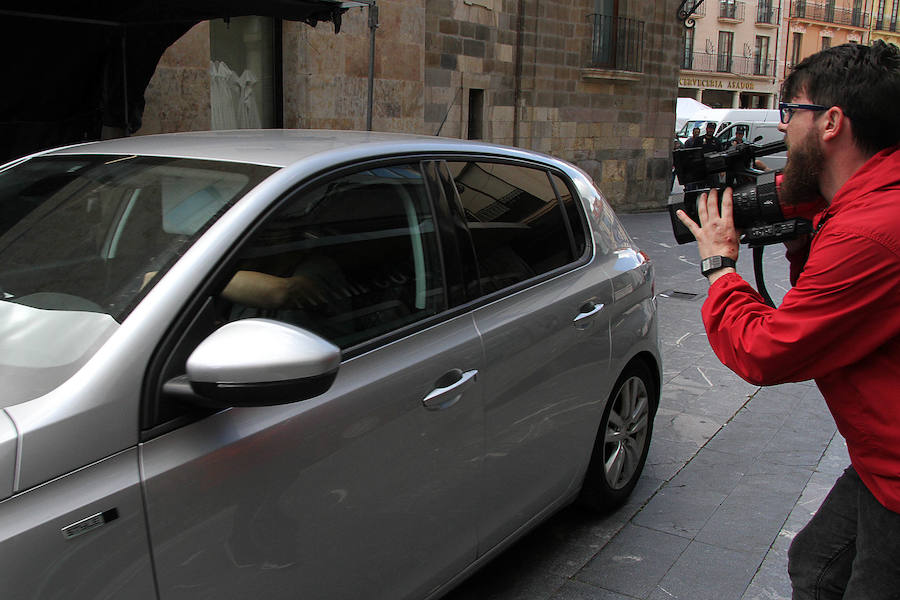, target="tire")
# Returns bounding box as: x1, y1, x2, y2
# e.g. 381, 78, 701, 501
578, 360, 658, 512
